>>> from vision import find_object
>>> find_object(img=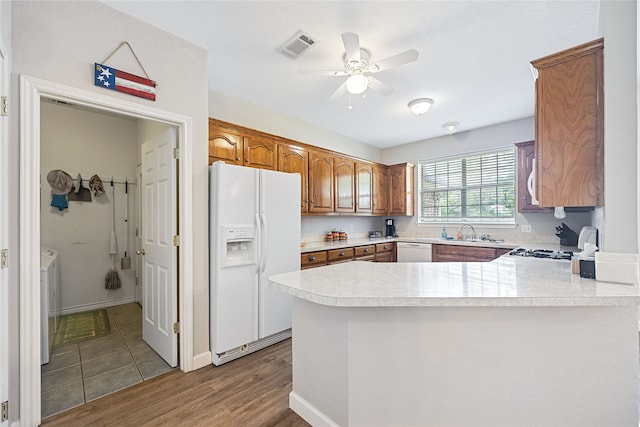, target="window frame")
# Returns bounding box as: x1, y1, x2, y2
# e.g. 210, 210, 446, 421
417, 146, 516, 225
